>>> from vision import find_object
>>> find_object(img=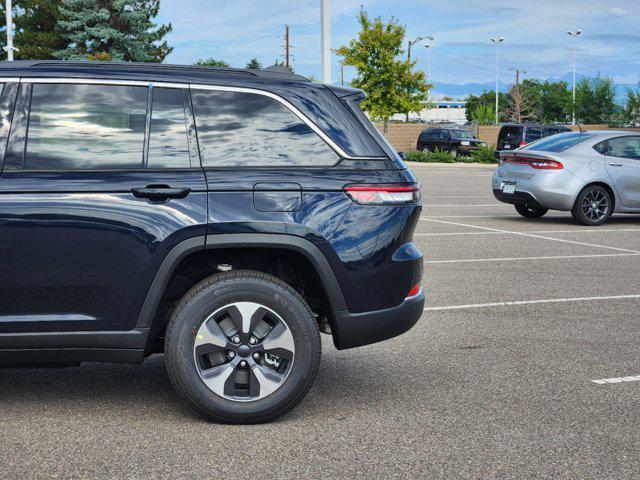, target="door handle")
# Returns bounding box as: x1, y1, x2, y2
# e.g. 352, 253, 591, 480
131, 185, 191, 200
608, 162, 624, 167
